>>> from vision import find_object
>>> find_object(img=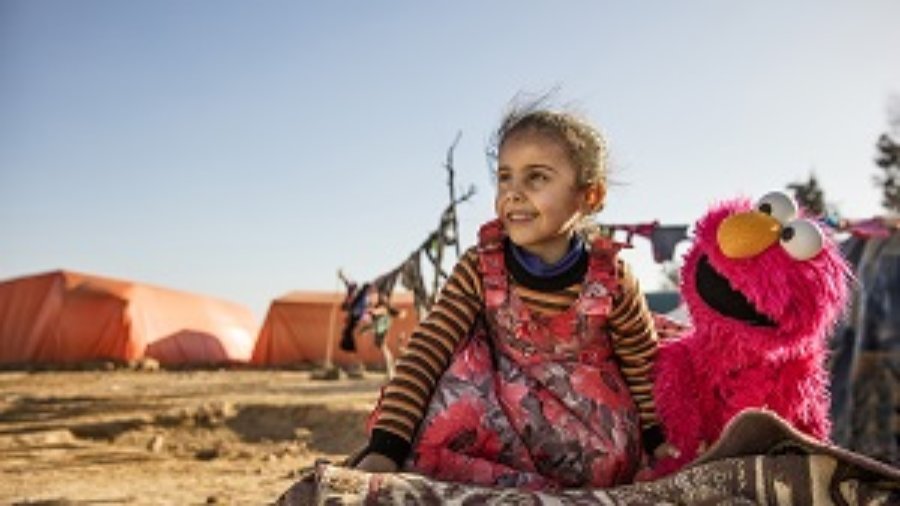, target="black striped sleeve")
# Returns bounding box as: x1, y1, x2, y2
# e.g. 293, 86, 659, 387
608, 260, 660, 429
369, 248, 483, 463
